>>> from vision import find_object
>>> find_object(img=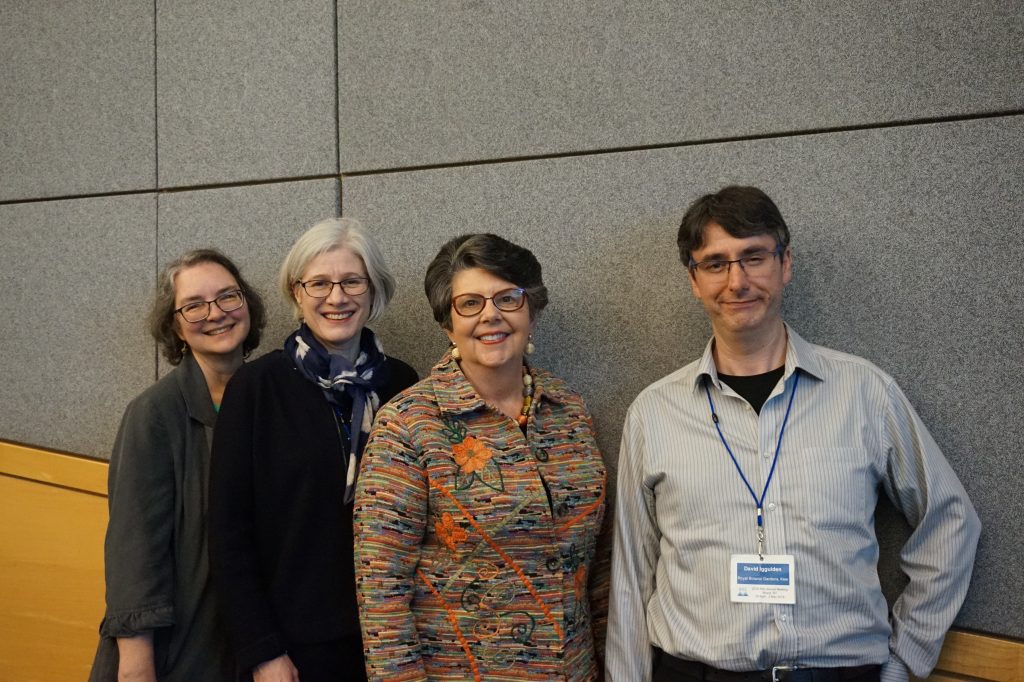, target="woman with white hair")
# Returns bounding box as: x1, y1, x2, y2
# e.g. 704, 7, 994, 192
209, 218, 417, 682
